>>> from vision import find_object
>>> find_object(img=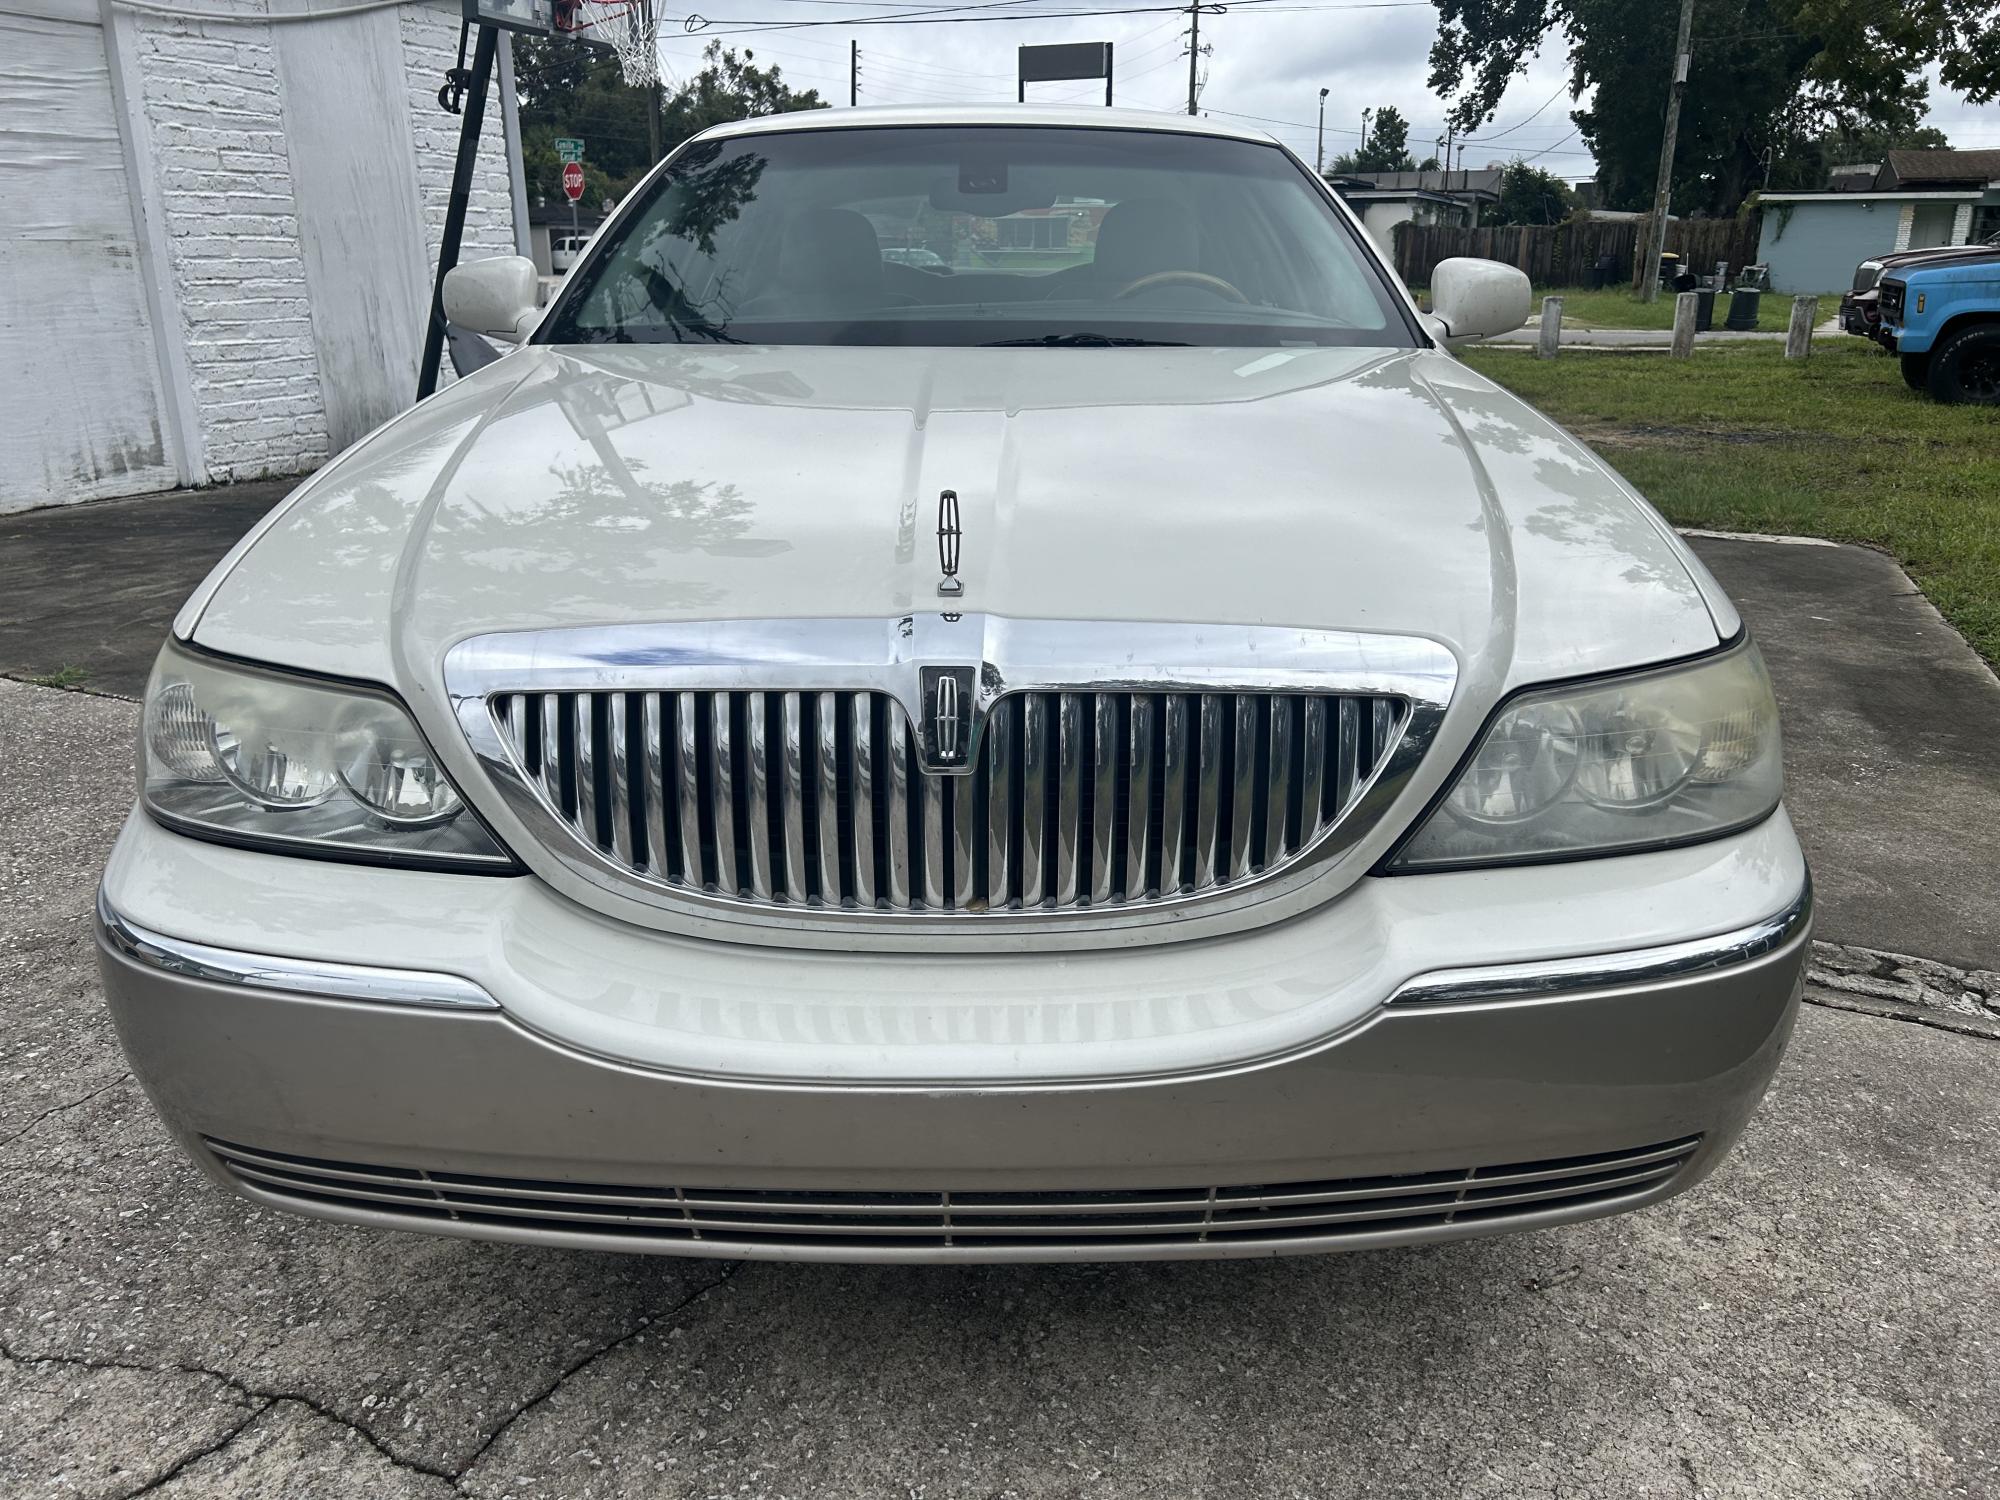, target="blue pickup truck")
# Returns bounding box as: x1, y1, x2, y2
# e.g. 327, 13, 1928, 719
1879, 249, 2000, 404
